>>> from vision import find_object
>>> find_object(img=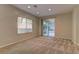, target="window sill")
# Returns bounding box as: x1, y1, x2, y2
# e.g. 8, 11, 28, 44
17, 32, 32, 35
